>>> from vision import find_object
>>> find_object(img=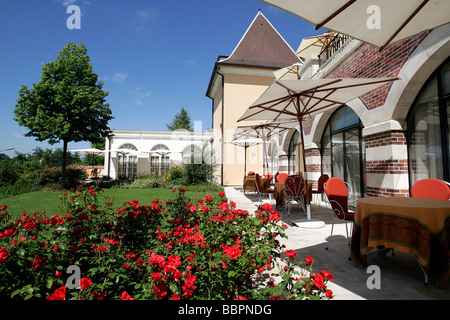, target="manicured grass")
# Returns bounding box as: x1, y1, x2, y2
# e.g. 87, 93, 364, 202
0, 188, 222, 218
